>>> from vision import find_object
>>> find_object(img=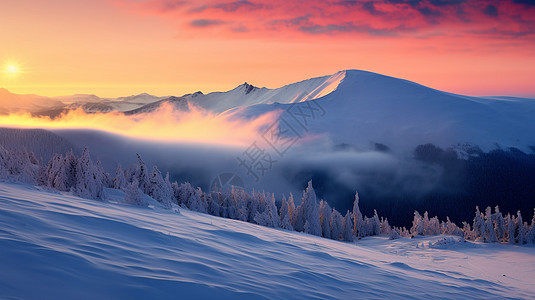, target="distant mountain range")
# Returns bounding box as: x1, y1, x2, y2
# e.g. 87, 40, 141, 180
2, 70, 534, 152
